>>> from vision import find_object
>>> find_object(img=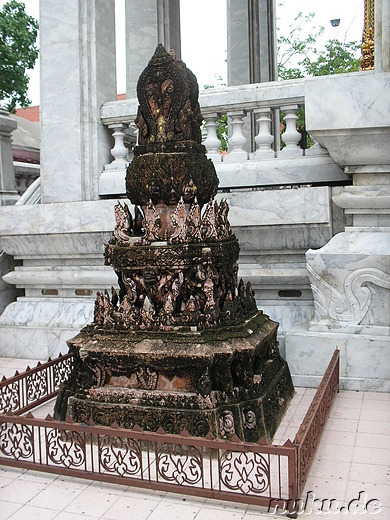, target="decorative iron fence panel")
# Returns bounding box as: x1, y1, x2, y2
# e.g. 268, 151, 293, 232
0, 353, 73, 415
0, 413, 297, 511
294, 349, 340, 496
0, 349, 339, 517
